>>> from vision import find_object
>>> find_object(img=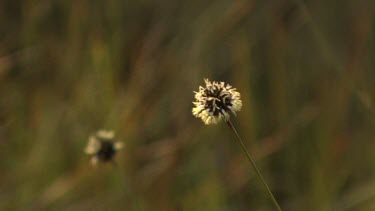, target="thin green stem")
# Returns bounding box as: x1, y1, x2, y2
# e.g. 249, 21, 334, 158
112, 162, 144, 211
226, 119, 282, 211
